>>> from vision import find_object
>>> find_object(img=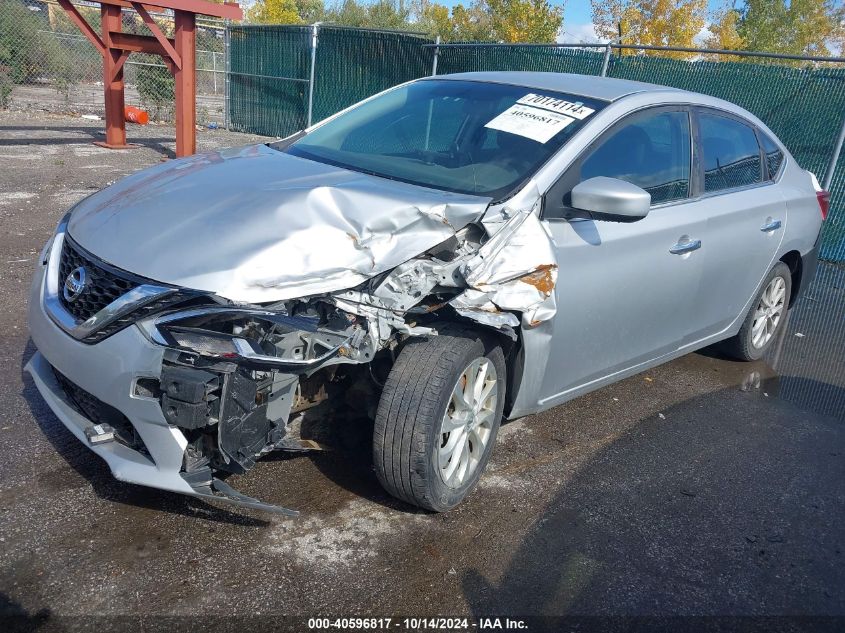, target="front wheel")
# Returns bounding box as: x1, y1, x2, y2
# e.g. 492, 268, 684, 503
373, 328, 506, 512
722, 261, 792, 361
